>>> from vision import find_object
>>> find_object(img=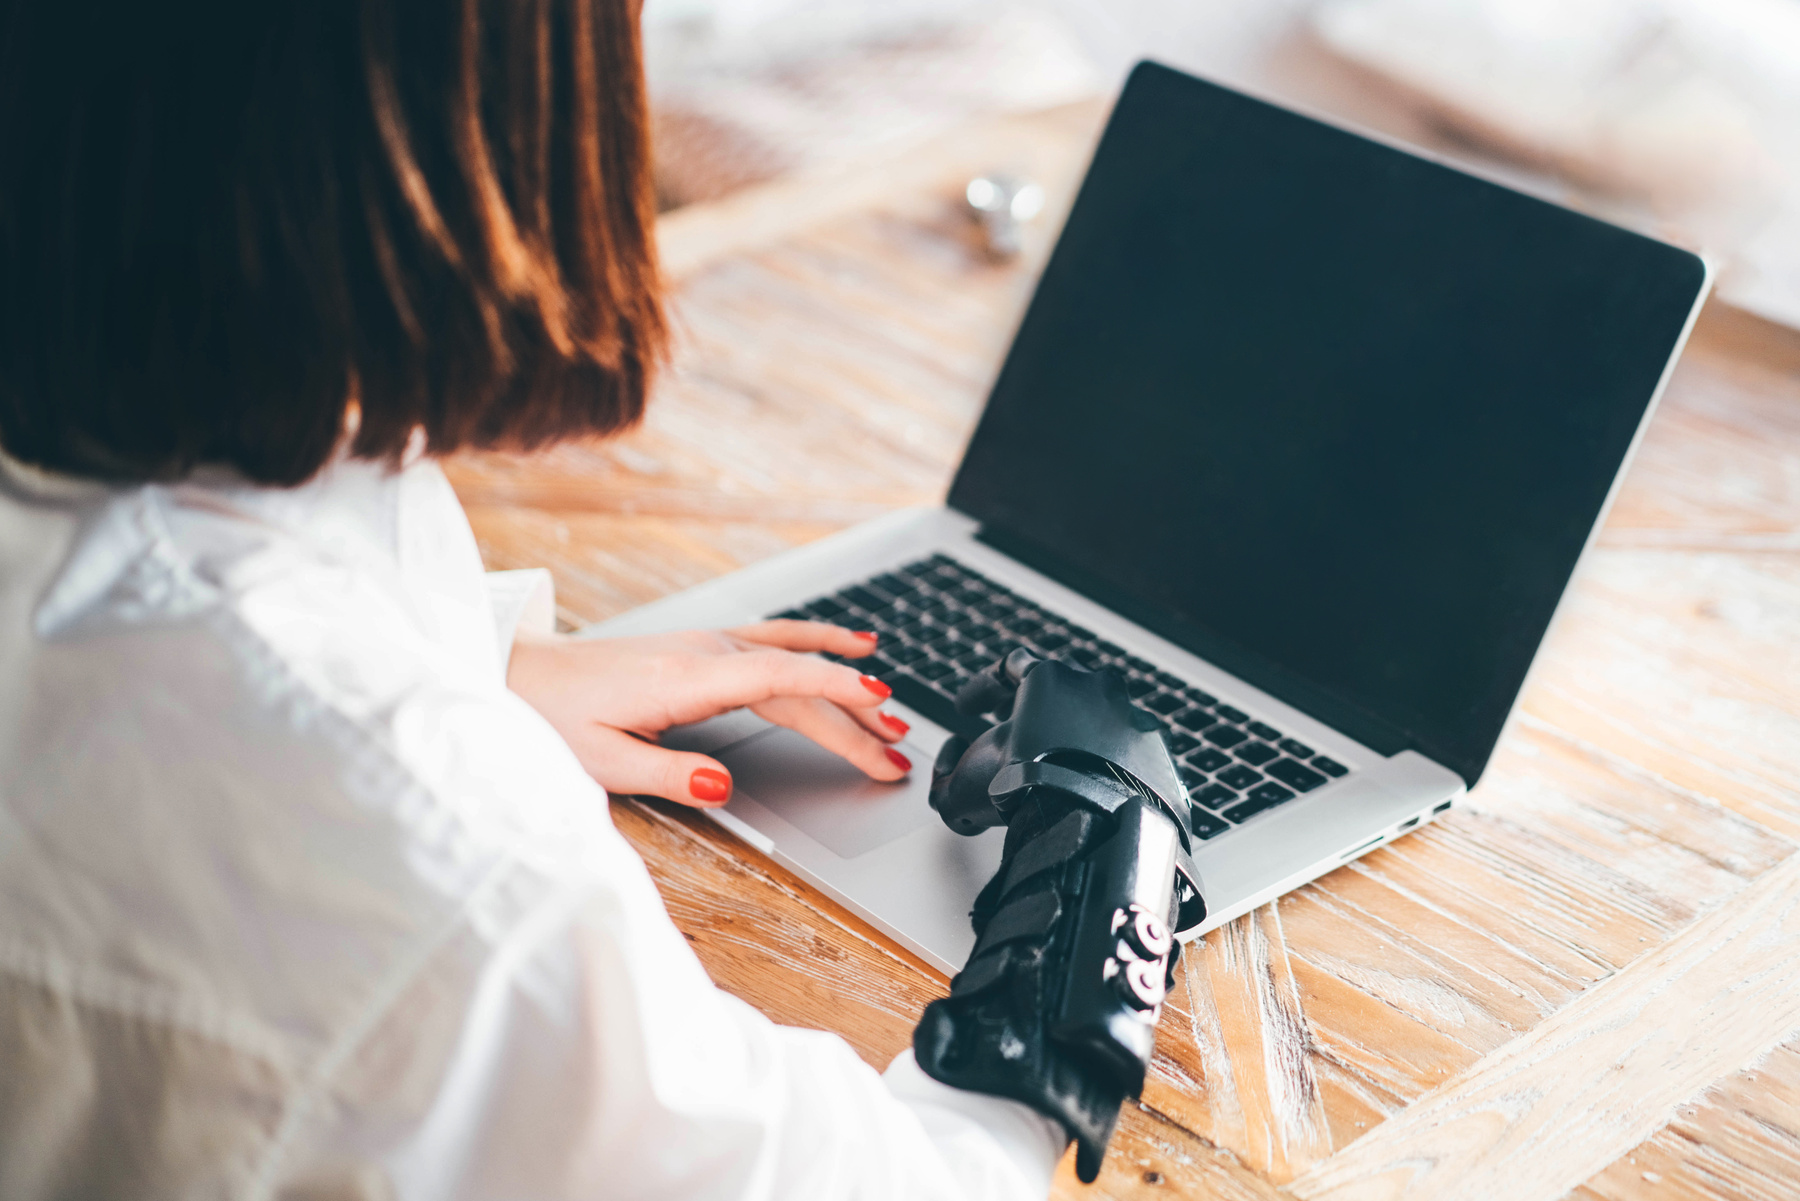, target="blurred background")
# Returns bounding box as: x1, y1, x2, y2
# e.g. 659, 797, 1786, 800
643, 0, 1800, 329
